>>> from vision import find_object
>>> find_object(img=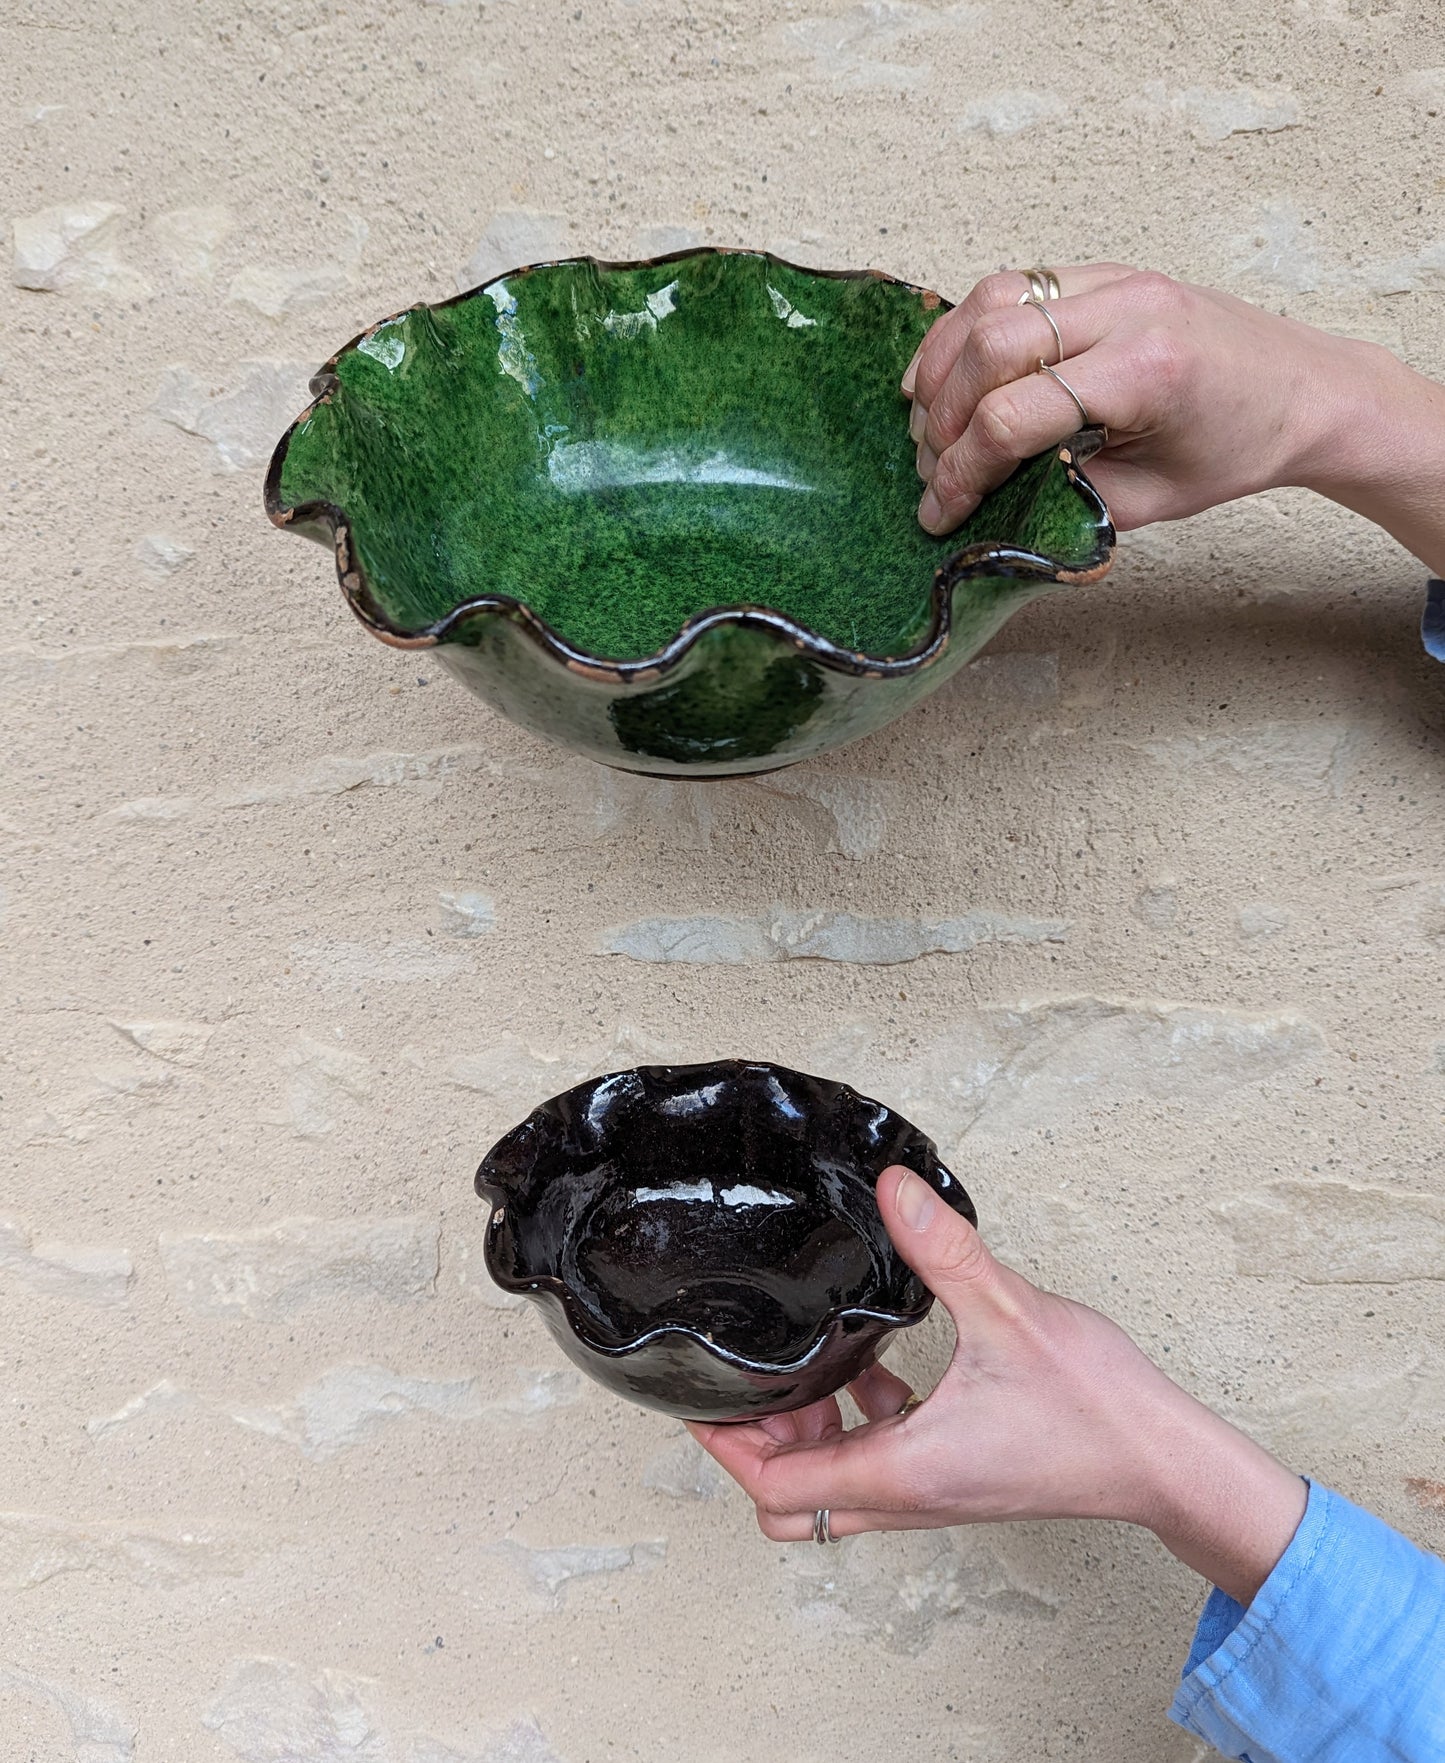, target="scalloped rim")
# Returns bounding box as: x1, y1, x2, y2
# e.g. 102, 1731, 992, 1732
475, 1058, 967, 1378
502, 1273, 933, 1379
264, 247, 1116, 679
